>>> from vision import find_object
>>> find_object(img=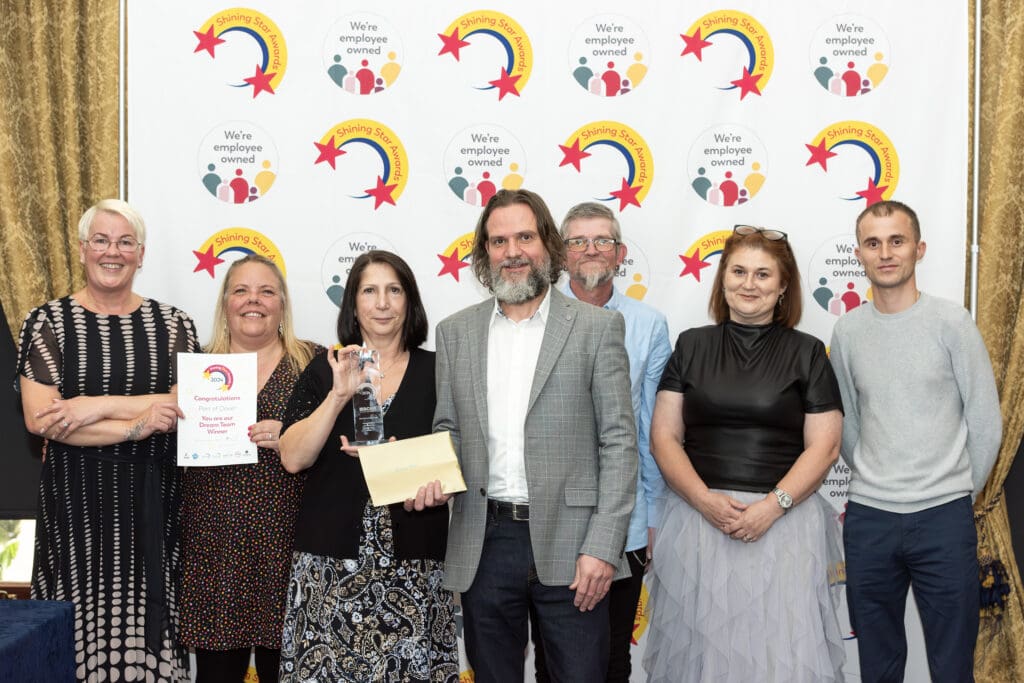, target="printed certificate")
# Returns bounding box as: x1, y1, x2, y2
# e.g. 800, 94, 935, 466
176, 352, 257, 466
